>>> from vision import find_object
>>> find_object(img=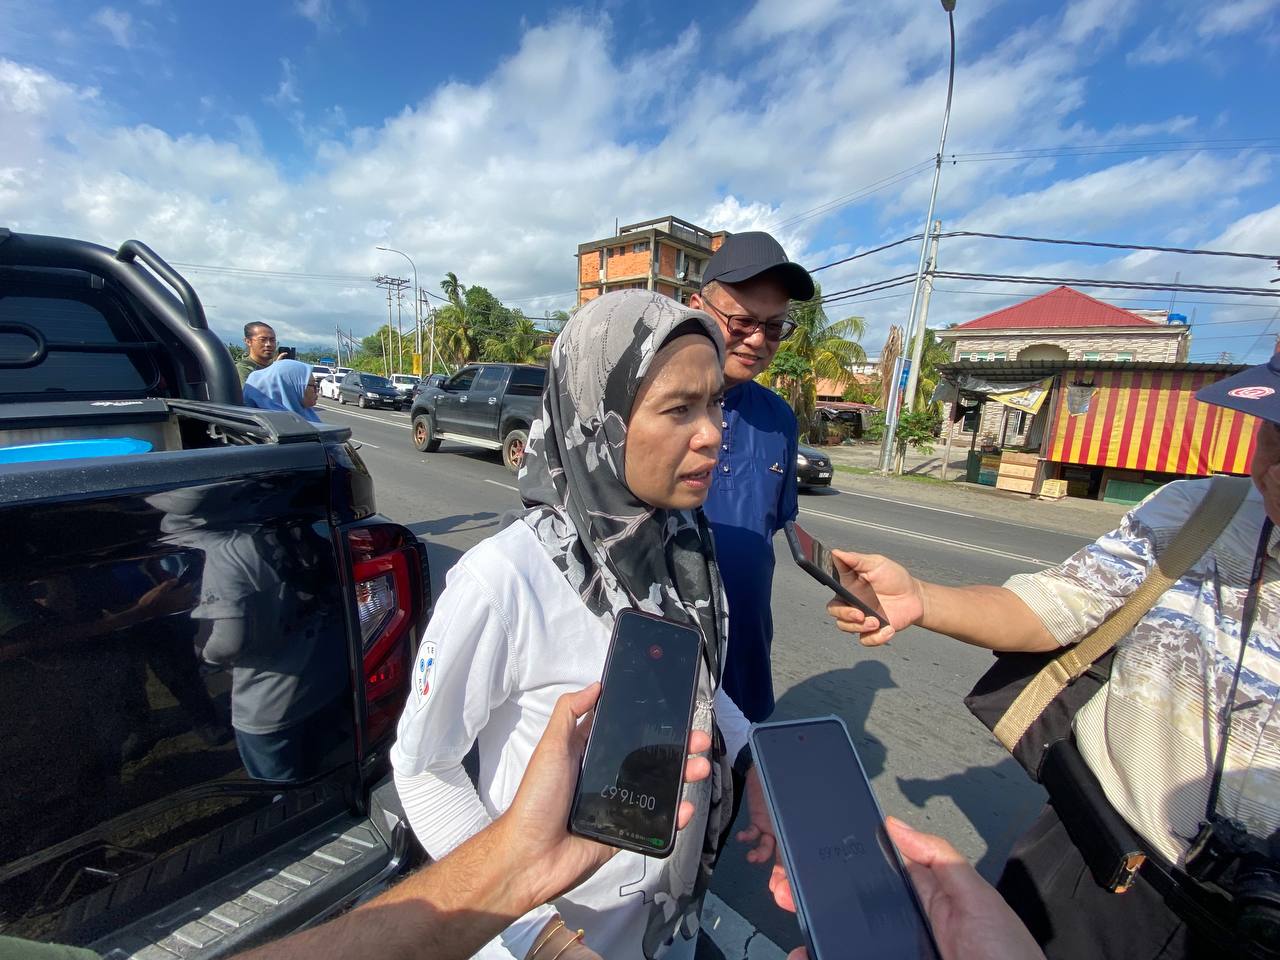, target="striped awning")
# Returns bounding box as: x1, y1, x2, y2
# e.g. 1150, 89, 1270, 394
1047, 369, 1259, 476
